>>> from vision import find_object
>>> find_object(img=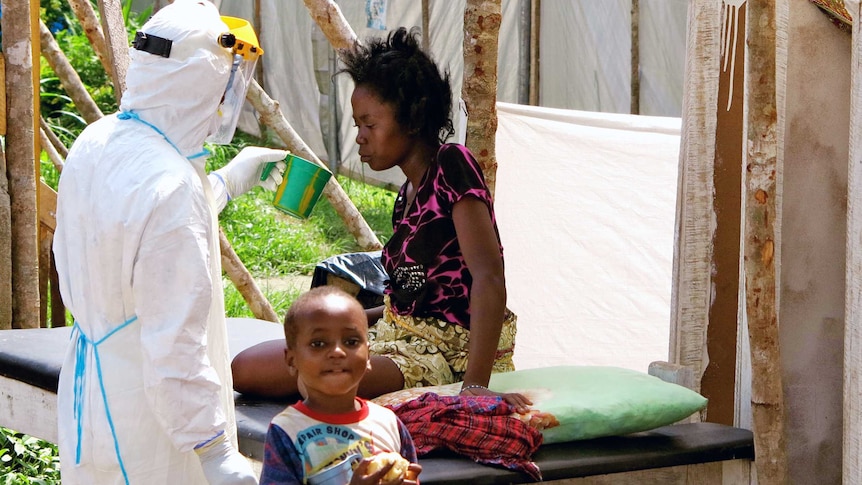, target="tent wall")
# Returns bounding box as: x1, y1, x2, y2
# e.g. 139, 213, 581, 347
539, 0, 687, 116
494, 103, 679, 373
